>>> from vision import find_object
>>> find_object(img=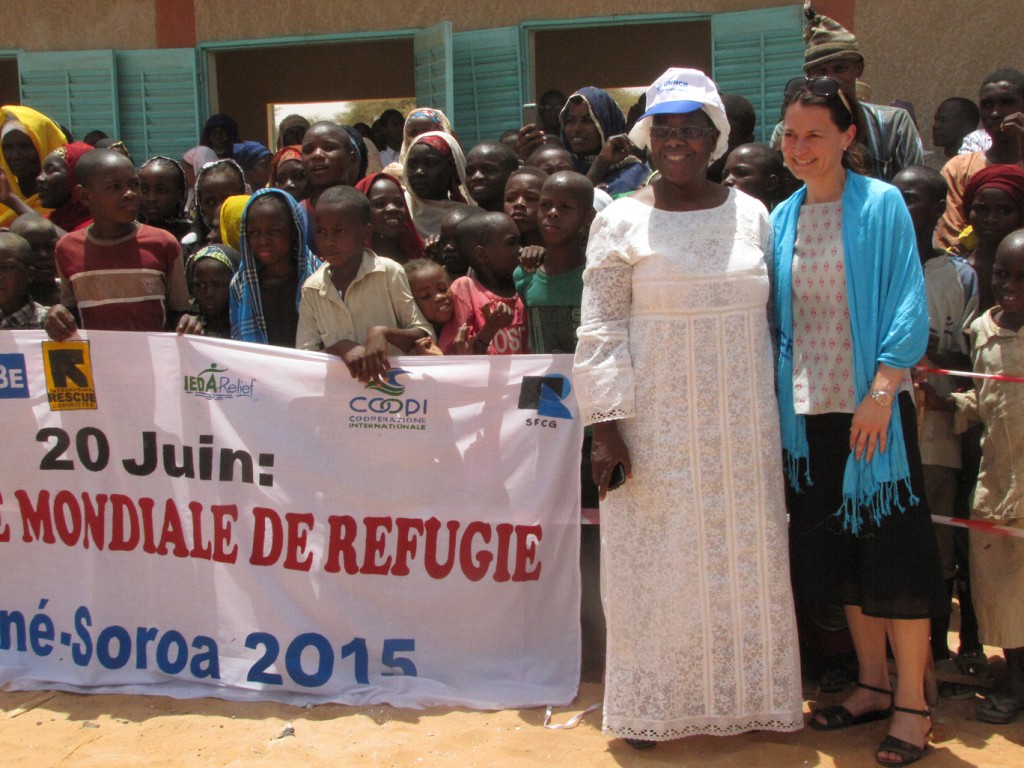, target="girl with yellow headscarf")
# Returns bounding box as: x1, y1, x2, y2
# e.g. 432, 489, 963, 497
0, 105, 68, 226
